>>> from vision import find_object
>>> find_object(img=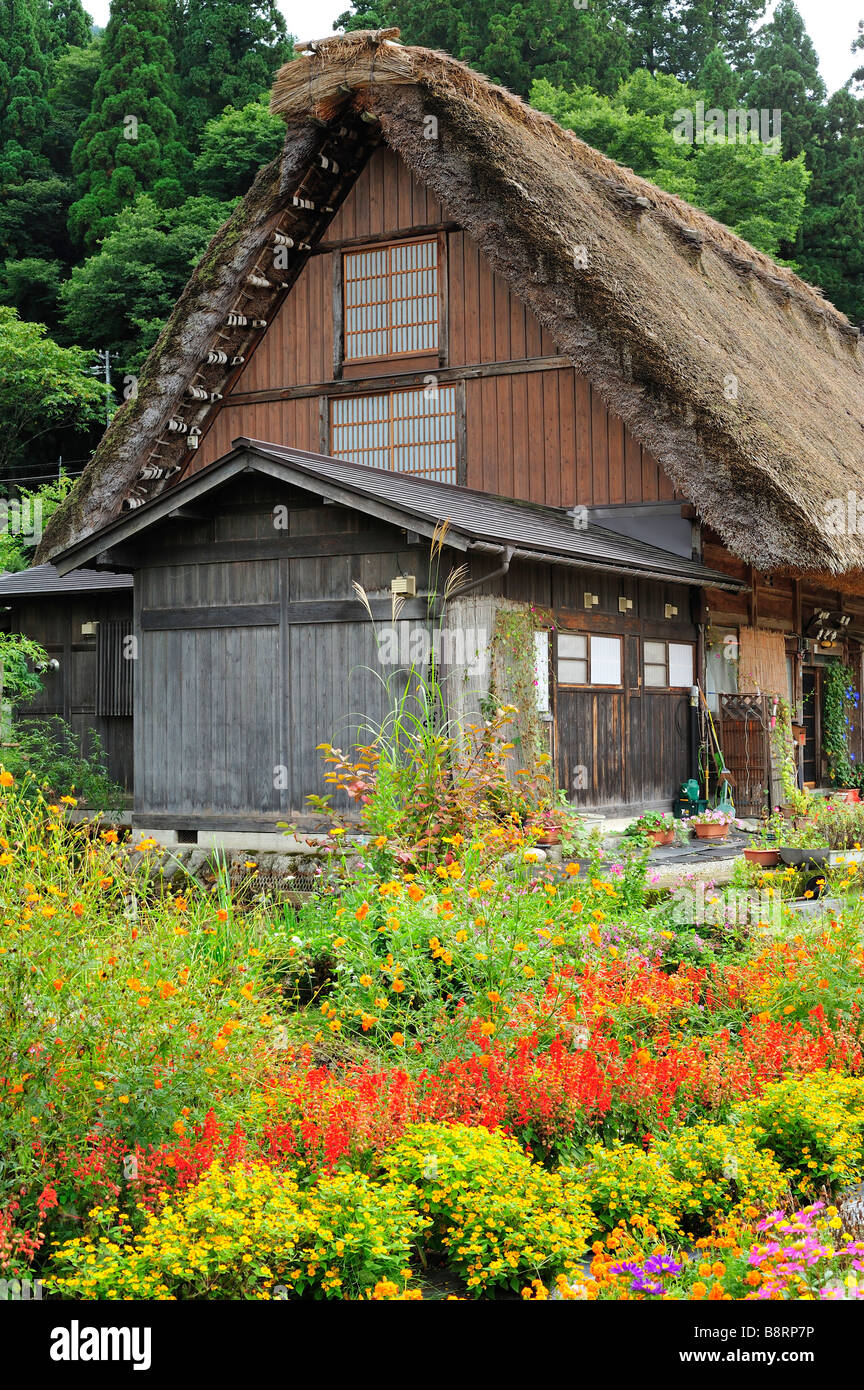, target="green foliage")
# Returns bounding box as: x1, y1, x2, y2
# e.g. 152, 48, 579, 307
0, 176, 76, 262
193, 95, 285, 199
0, 257, 63, 328
44, 0, 92, 52
822, 660, 860, 790
380, 1123, 593, 1294
741, 1072, 864, 1196
2, 718, 125, 810
743, 0, 826, 159
655, 1120, 788, 1237
174, 0, 290, 142
337, 0, 633, 98
45, 39, 103, 180
0, 306, 109, 475
0, 475, 75, 571
68, 0, 188, 248
531, 70, 809, 259
798, 87, 864, 327
0, 0, 53, 181
61, 193, 234, 366
0, 634, 50, 703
